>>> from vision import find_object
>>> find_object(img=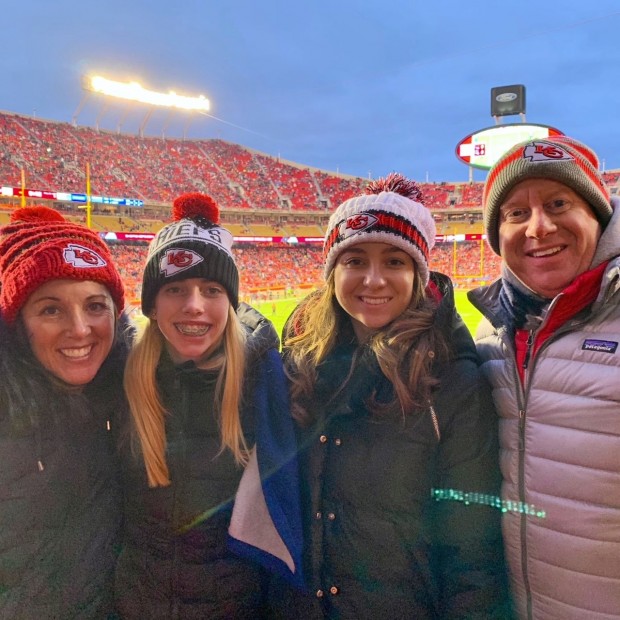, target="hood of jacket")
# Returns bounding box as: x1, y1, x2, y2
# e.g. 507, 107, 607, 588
591, 196, 620, 267
236, 301, 280, 366
429, 270, 479, 365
